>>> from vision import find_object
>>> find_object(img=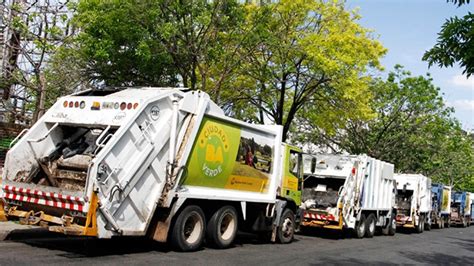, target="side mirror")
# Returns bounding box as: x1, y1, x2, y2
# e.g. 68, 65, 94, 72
311, 157, 316, 173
